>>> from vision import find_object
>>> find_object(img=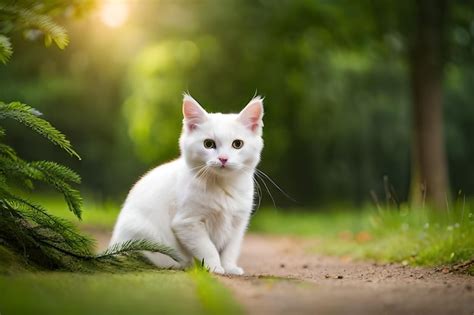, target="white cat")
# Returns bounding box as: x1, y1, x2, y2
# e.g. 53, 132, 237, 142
109, 94, 264, 275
